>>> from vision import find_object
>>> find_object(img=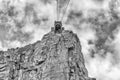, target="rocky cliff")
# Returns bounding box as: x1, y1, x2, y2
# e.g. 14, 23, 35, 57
0, 29, 95, 80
